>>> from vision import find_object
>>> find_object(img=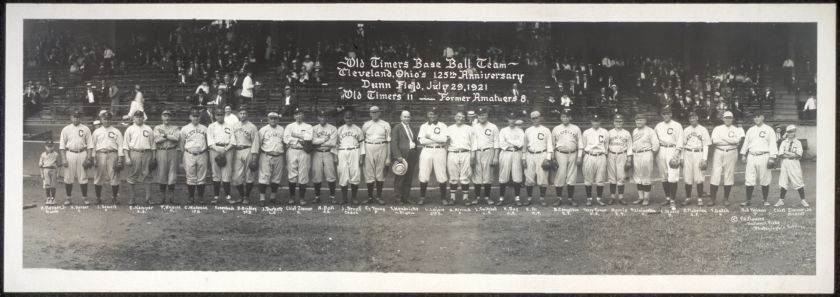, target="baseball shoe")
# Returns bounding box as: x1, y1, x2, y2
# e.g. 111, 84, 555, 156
514, 197, 522, 206
496, 198, 505, 206
83, 199, 91, 205
773, 200, 784, 207
616, 198, 627, 205
586, 198, 593, 206
681, 198, 691, 206
800, 200, 810, 207
705, 199, 715, 207
641, 198, 650, 206
723, 198, 730, 206
569, 199, 579, 207
313, 196, 321, 204
762, 201, 770, 207
64, 199, 72, 206
484, 197, 494, 205
523, 198, 532, 206
95, 198, 102, 205
128, 199, 136, 206
697, 199, 704, 206
660, 199, 671, 206
595, 198, 605, 206
740, 201, 750, 207
416, 198, 425, 205
211, 197, 219, 205
376, 198, 386, 205
299, 199, 307, 206
631, 198, 642, 205
46, 197, 55, 205
669, 200, 676, 211
553, 199, 562, 207
242, 198, 249, 205
113, 197, 120, 205
539, 197, 547, 206
259, 199, 267, 207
